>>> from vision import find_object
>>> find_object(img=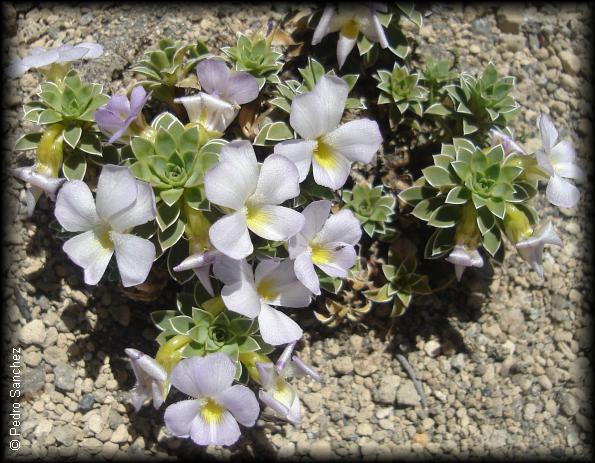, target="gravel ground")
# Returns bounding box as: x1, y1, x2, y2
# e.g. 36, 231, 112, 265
2, 3, 593, 460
